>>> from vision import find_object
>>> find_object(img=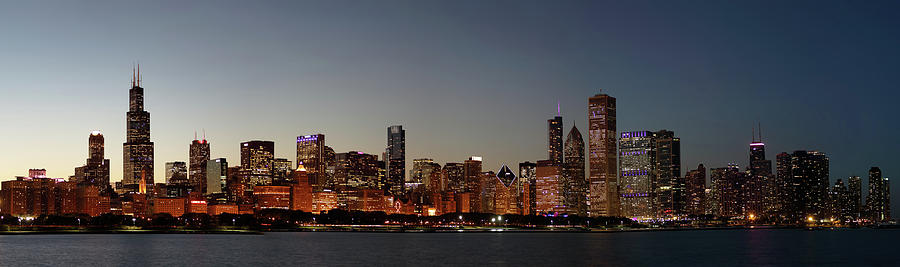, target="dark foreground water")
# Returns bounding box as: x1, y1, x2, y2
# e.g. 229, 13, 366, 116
0, 229, 896, 266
